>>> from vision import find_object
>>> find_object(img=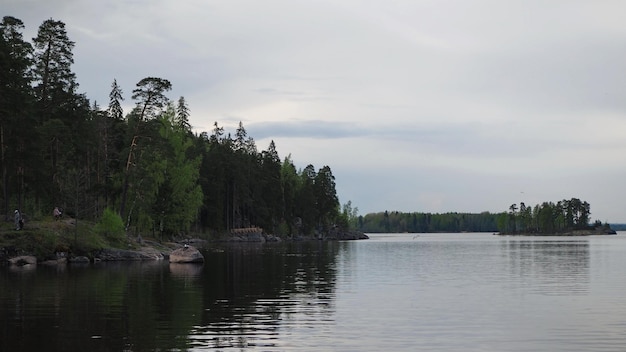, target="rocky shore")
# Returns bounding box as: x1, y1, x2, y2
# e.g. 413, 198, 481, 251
222, 227, 369, 242
1, 224, 368, 267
